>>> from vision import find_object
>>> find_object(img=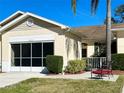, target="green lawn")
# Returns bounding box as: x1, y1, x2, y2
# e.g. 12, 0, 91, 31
0, 76, 124, 93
